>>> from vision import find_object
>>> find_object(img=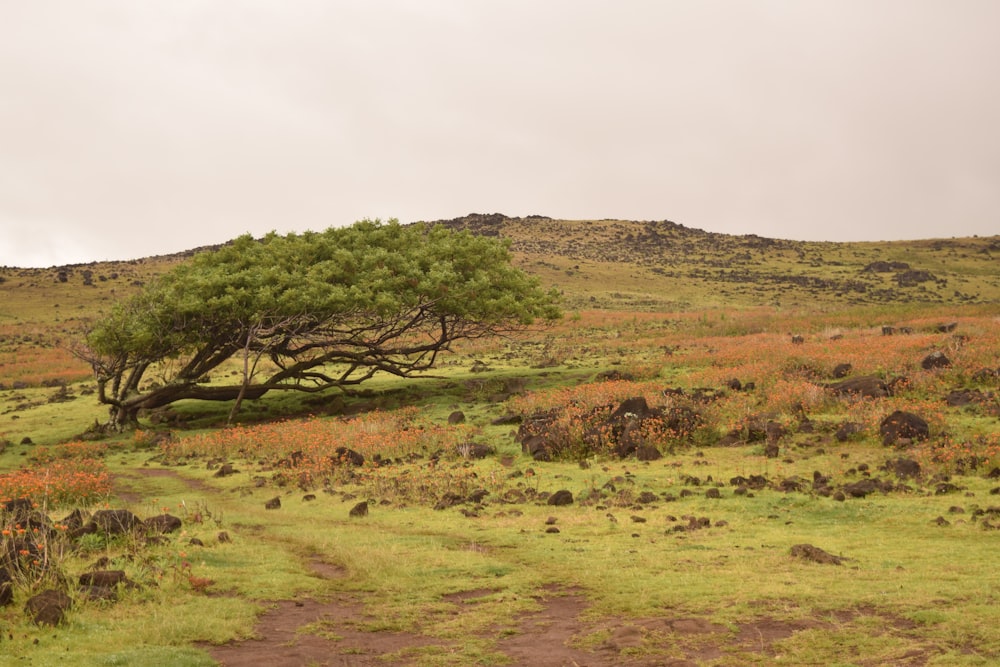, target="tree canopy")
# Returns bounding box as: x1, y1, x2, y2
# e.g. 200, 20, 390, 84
81, 219, 561, 429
